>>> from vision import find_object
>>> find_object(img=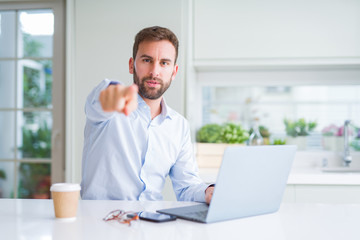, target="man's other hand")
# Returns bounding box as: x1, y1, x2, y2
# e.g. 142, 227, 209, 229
99, 84, 138, 116
205, 186, 214, 204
